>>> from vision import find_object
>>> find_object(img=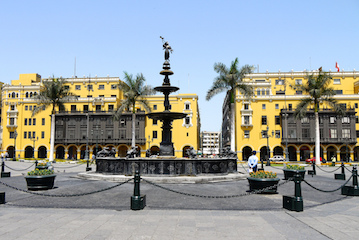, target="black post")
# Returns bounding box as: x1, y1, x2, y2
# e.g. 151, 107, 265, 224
1, 159, 11, 178
131, 170, 146, 210
308, 160, 316, 176
335, 162, 346, 180
86, 159, 92, 171
342, 165, 359, 196
283, 172, 303, 212
12, 130, 18, 161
